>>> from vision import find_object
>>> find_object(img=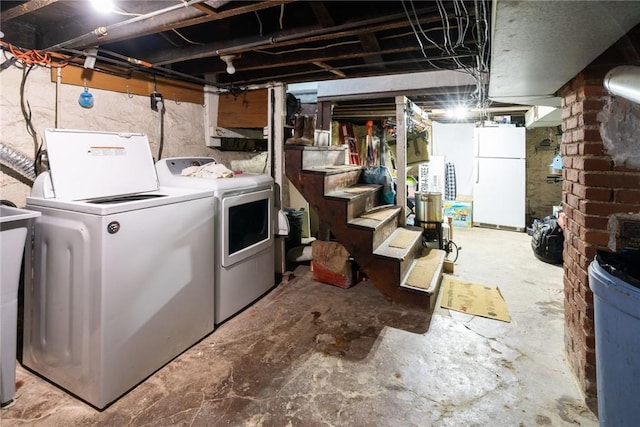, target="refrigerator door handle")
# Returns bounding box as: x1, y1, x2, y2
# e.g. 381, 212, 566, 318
475, 157, 480, 184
